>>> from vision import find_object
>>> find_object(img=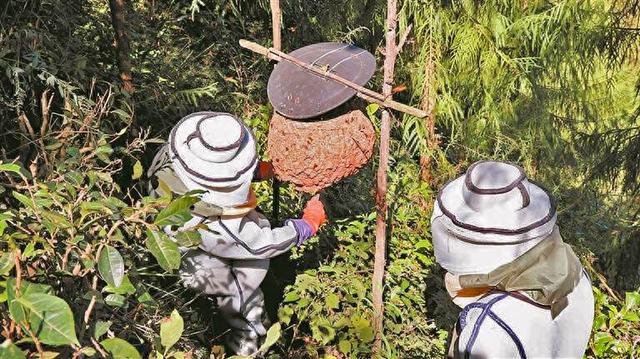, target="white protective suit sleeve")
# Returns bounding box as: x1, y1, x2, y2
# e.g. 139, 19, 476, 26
192, 210, 300, 260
